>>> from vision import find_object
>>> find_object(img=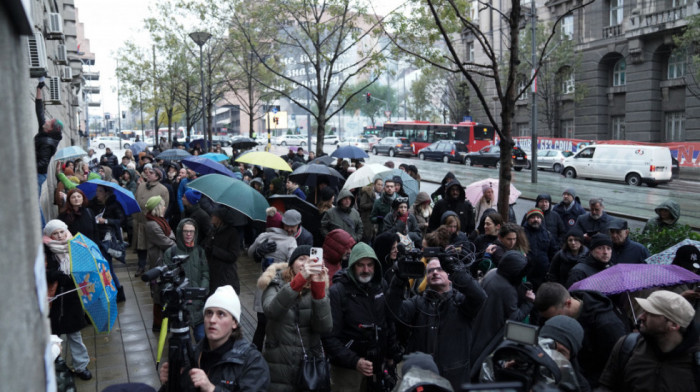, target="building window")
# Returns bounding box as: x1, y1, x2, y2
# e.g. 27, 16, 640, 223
561, 15, 574, 39
469, 1, 479, 21
613, 59, 626, 86
668, 49, 686, 79
561, 120, 574, 138
561, 71, 575, 94
665, 111, 685, 141
519, 80, 528, 100
672, 0, 687, 7
466, 41, 474, 62
610, 0, 623, 26
611, 116, 625, 139
517, 123, 530, 136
